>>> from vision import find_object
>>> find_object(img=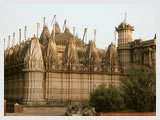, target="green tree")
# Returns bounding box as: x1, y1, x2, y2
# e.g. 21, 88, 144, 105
120, 66, 156, 112
90, 84, 124, 112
